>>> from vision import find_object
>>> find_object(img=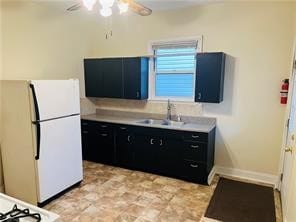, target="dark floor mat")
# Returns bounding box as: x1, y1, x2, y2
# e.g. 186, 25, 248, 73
205, 177, 276, 222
